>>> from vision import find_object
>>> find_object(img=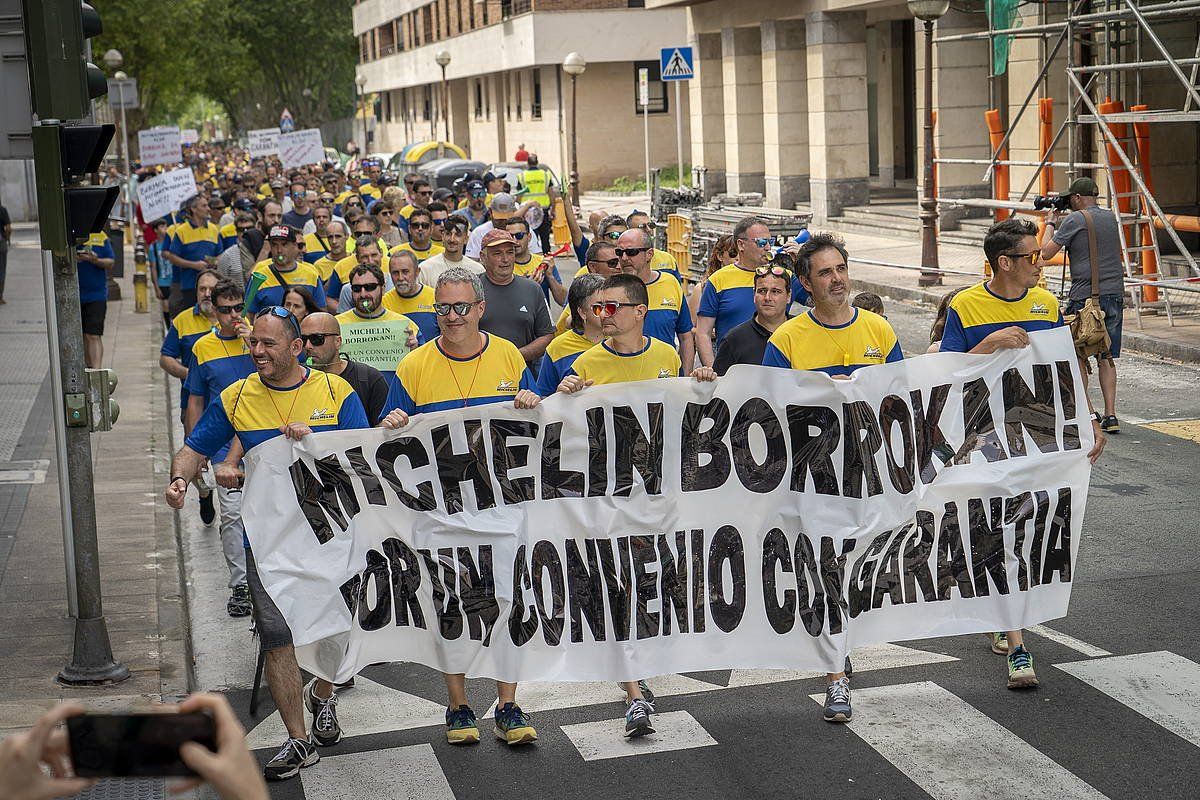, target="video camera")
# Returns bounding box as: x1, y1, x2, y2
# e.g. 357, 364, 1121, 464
1032, 194, 1072, 212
